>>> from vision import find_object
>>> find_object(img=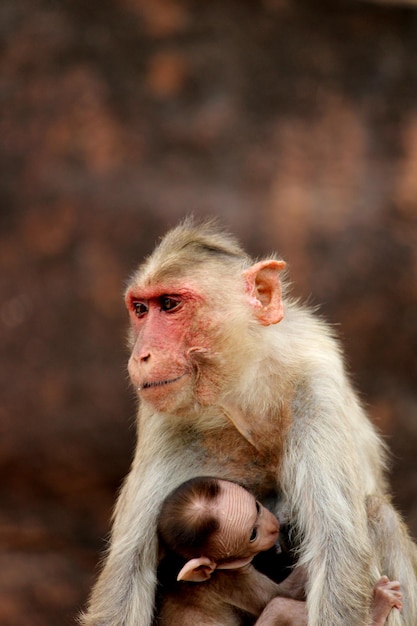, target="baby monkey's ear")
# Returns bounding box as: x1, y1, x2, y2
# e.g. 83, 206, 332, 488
177, 556, 217, 582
